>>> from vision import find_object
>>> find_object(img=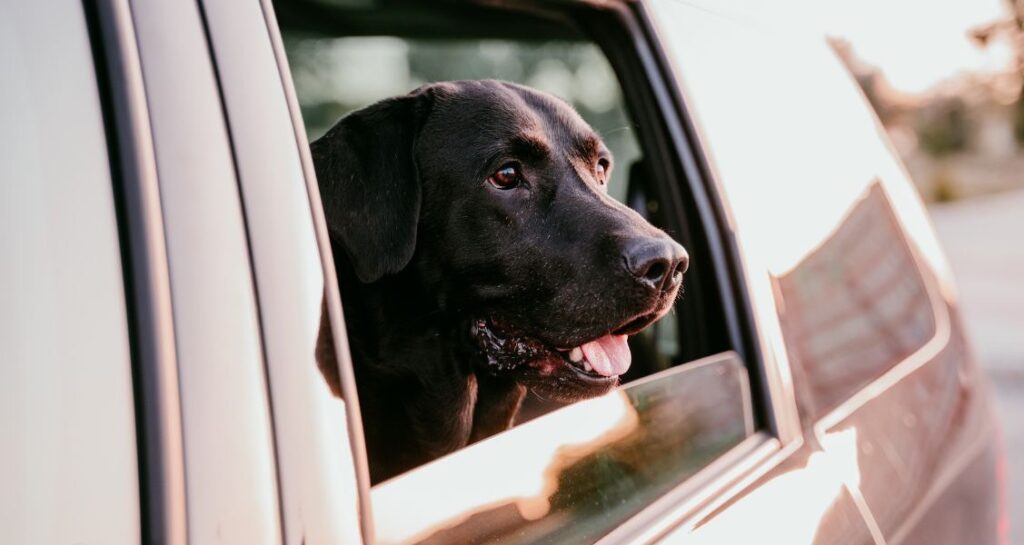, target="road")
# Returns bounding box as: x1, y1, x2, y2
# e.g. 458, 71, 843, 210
929, 189, 1024, 544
